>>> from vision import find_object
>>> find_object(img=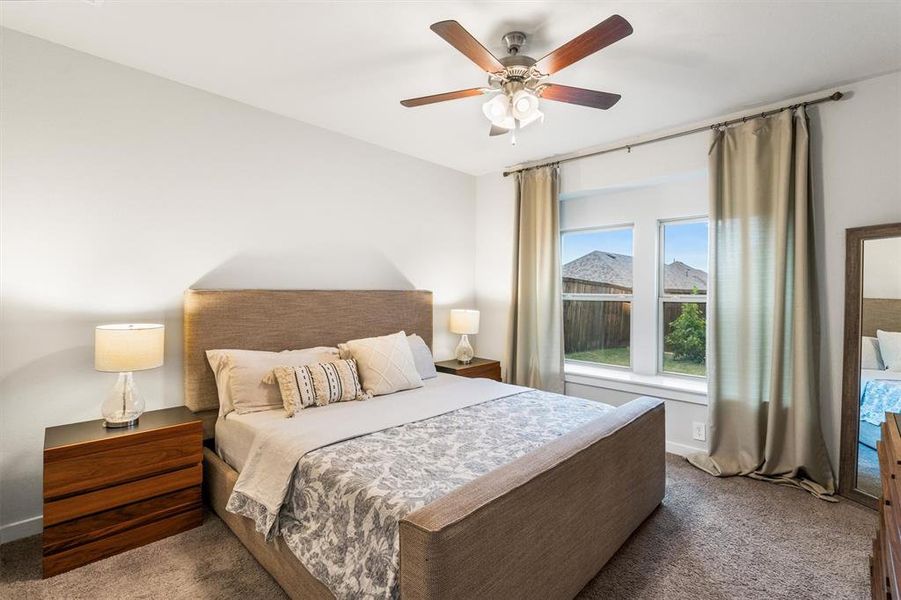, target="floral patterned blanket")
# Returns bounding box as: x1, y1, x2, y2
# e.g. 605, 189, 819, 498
232, 389, 611, 599
860, 378, 901, 426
